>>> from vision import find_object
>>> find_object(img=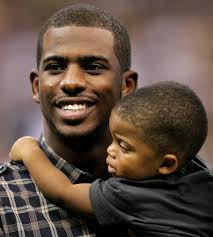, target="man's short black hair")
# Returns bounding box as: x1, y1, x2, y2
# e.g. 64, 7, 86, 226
37, 4, 131, 72
113, 81, 208, 164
